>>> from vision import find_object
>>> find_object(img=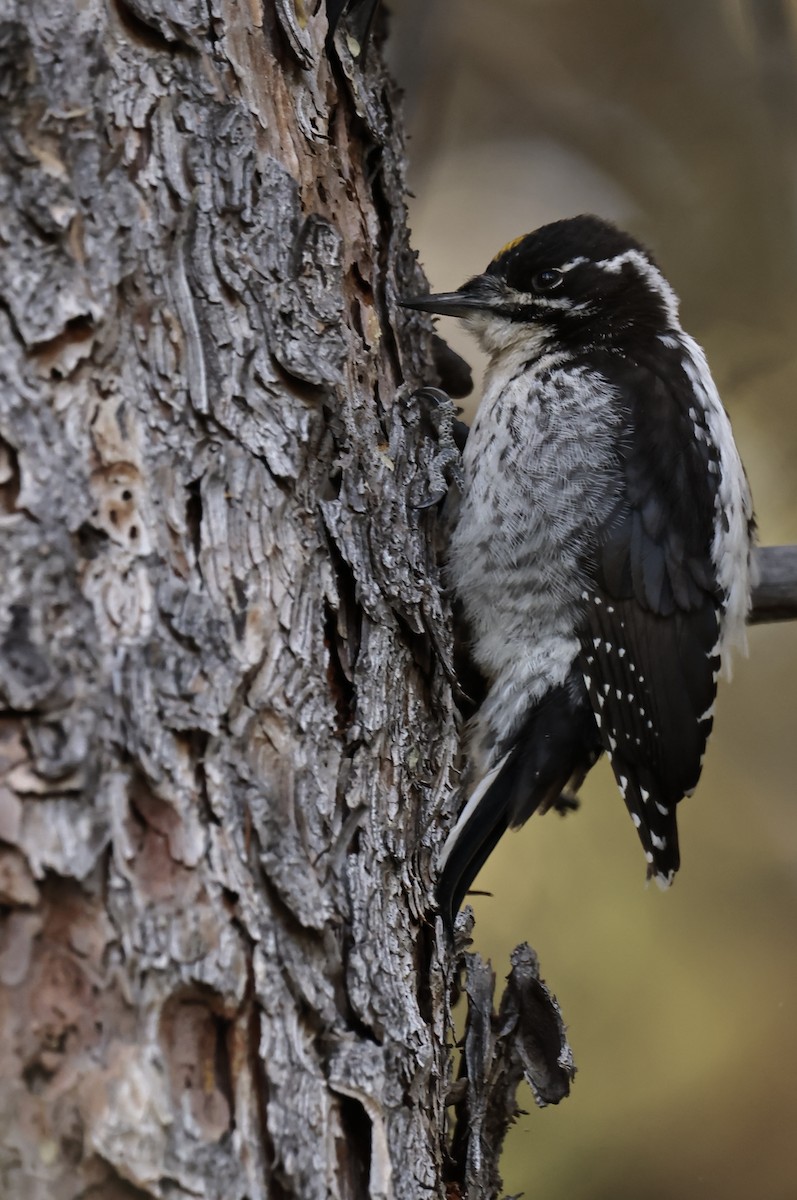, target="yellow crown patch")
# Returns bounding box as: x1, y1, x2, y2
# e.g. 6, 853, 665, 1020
491, 233, 528, 262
